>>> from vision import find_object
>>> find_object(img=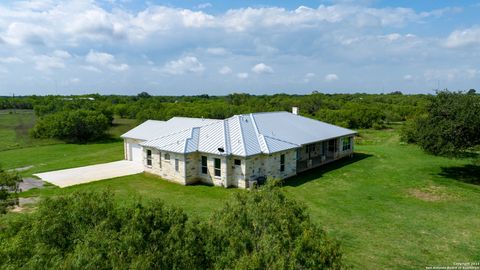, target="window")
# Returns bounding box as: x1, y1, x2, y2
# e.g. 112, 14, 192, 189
201, 156, 208, 174
175, 159, 179, 172
214, 158, 221, 177
342, 137, 351, 151
306, 143, 316, 153
164, 153, 170, 161
328, 140, 335, 152
146, 149, 152, 166
234, 159, 241, 166
280, 154, 285, 172
322, 141, 327, 155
